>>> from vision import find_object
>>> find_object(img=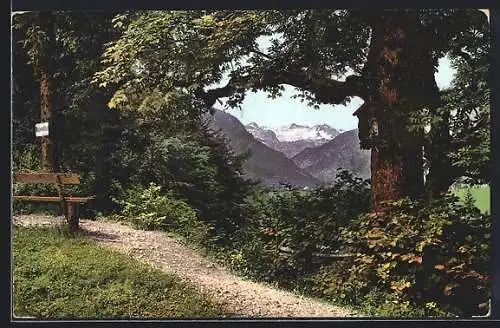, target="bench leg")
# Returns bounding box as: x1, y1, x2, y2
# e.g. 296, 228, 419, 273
66, 203, 80, 231
60, 201, 66, 217
60, 200, 67, 218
